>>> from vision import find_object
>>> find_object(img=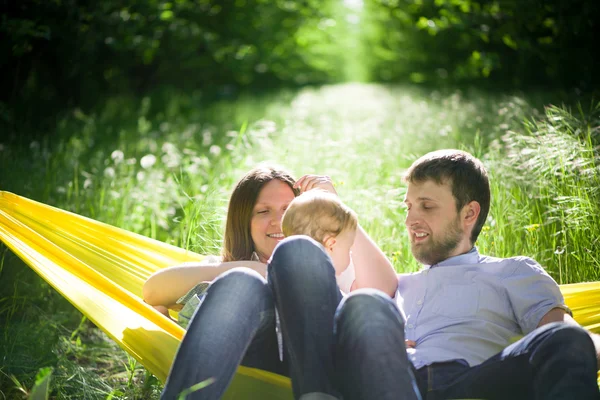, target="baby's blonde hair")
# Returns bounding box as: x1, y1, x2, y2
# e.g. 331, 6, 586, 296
282, 190, 358, 243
